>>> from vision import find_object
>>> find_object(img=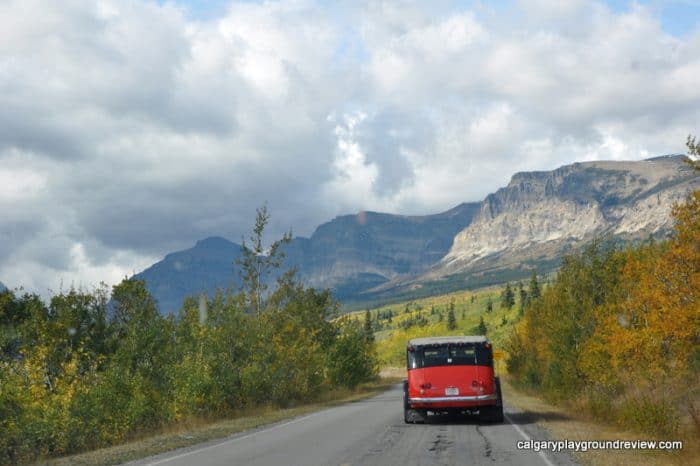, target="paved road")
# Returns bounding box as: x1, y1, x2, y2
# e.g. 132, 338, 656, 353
128, 385, 577, 466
